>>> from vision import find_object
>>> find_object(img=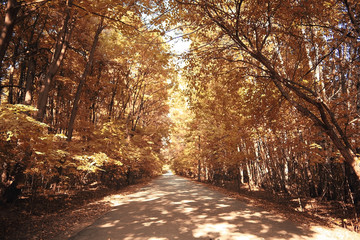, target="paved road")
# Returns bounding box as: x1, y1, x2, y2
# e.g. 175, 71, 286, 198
70, 173, 359, 240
